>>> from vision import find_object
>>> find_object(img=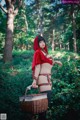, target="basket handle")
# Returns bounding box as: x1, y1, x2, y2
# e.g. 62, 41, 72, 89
24, 85, 32, 96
